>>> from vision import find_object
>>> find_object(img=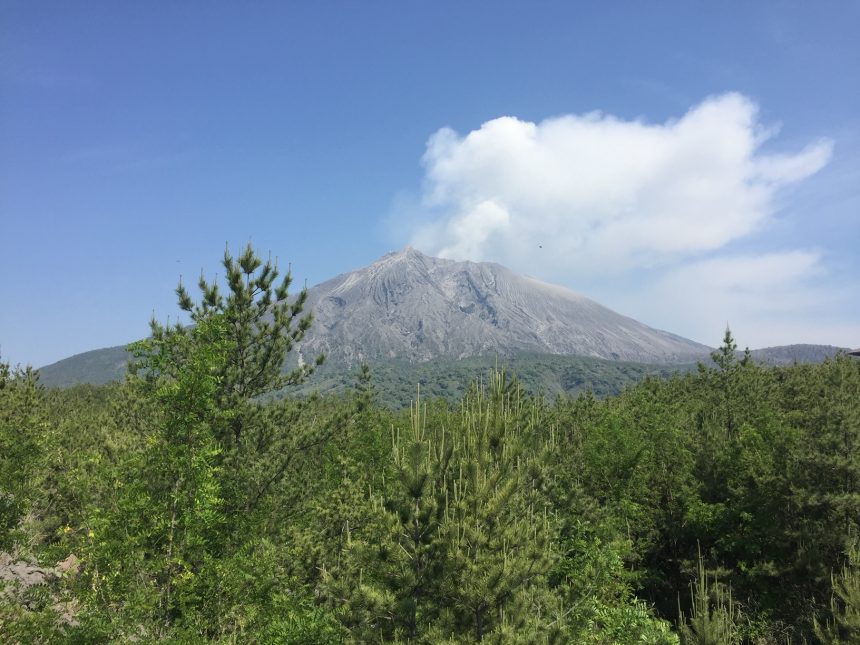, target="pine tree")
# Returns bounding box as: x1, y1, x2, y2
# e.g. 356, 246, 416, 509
138, 244, 330, 527
354, 363, 377, 413
327, 391, 452, 642
814, 539, 860, 643
328, 373, 559, 642
157, 242, 324, 446
709, 327, 741, 438
785, 354, 860, 625
677, 547, 740, 645
79, 246, 332, 637
710, 327, 737, 373
439, 372, 556, 641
